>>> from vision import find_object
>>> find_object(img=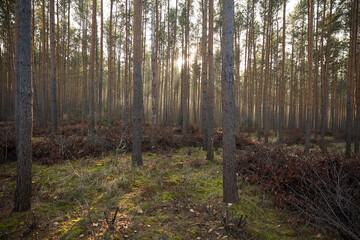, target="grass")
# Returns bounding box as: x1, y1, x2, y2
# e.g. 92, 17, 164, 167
0, 148, 332, 239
